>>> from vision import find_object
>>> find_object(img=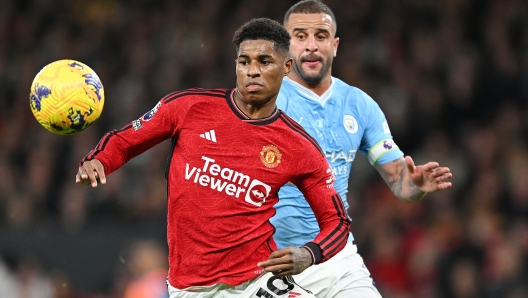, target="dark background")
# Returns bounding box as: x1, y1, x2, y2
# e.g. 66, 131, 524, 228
0, 0, 527, 297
